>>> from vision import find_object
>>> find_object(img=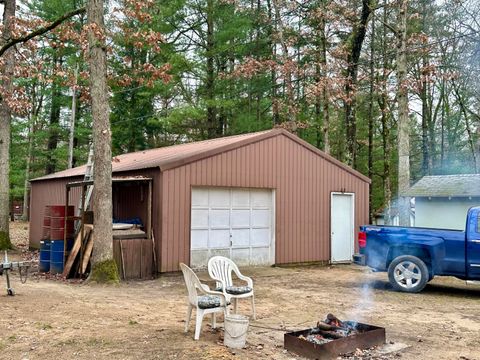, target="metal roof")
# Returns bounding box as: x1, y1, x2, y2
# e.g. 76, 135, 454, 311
31, 129, 370, 183
405, 174, 480, 197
